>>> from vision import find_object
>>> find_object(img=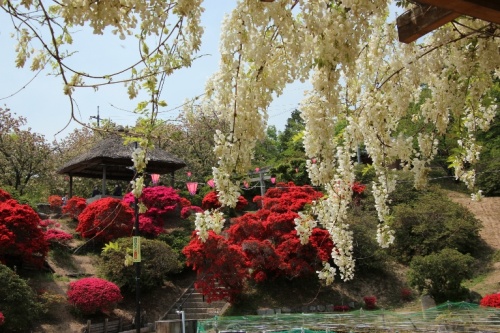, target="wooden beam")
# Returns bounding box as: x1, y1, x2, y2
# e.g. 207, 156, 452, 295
397, 5, 461, 43
415, 0, 500, 24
